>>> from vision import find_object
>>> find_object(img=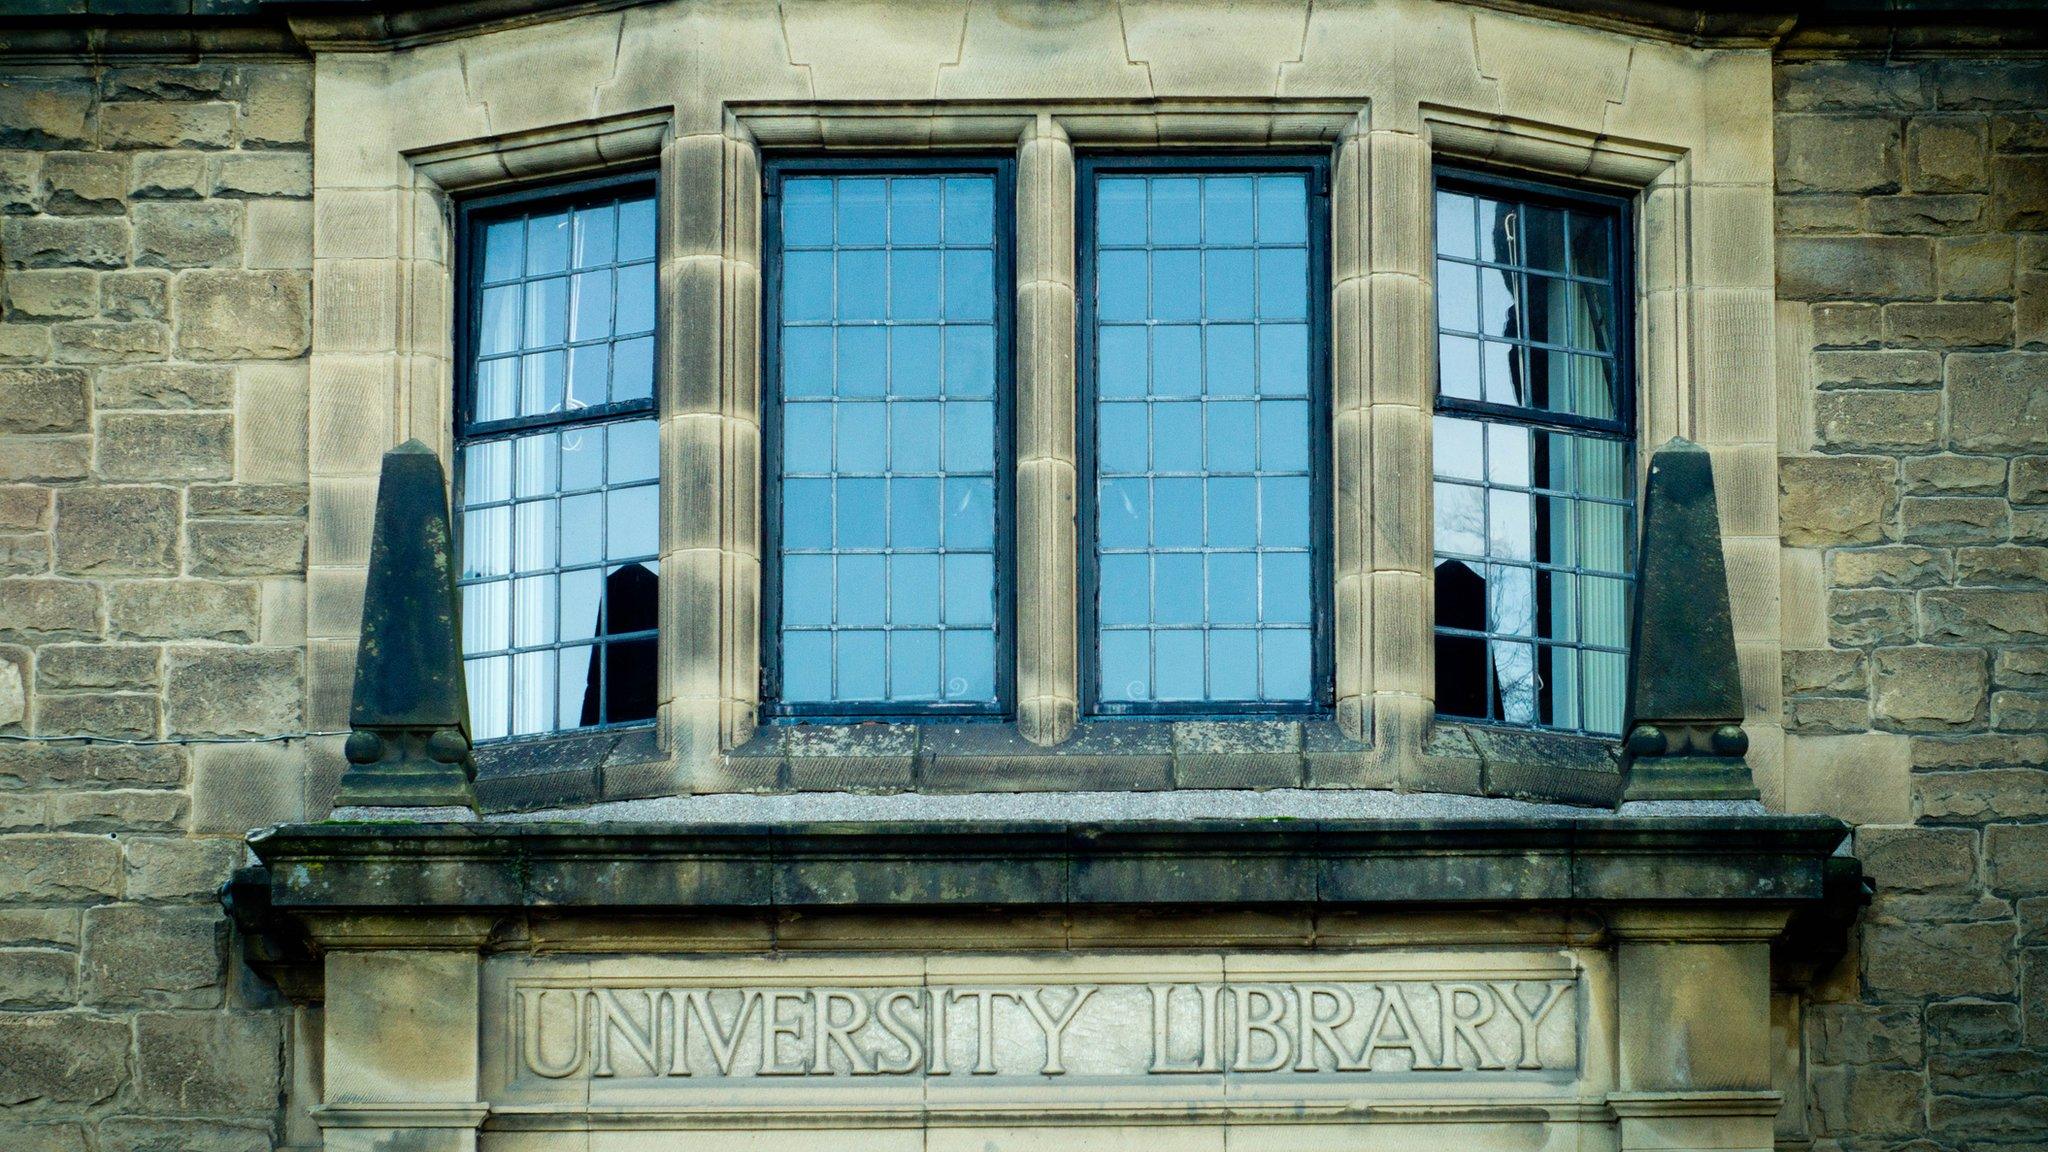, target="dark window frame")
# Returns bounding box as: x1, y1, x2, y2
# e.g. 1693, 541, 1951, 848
1076, 152, 1337, 719
453, 169, 663, 743
1429, 164, 1639, 738
759, 154, 1019, 723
